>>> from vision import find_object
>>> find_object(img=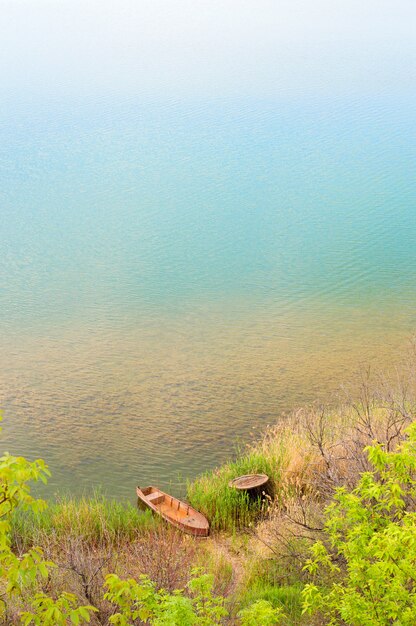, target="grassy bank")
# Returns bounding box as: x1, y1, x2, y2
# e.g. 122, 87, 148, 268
188, 368, 416, 532
5, 364, 416, 624
10, 492, 155, 552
